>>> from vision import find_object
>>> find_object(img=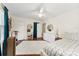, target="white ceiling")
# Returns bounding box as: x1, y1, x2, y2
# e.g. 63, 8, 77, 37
4, 3, 79, 19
